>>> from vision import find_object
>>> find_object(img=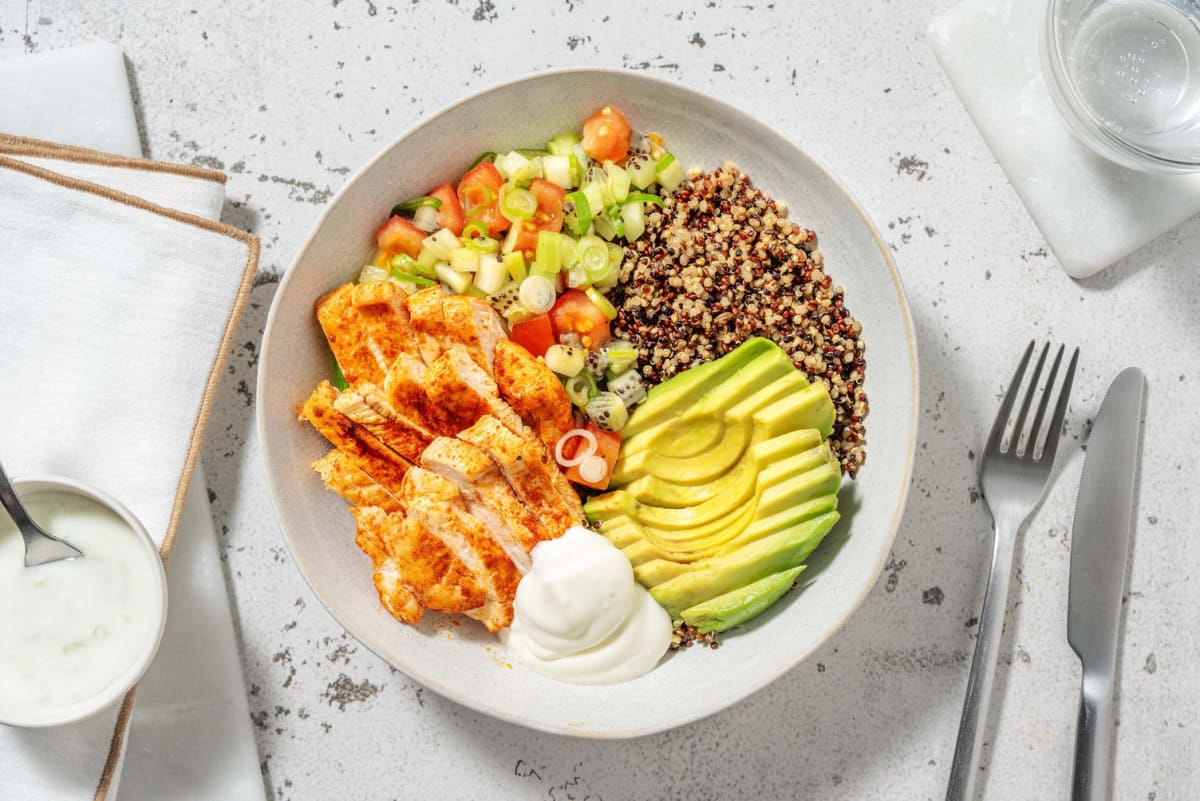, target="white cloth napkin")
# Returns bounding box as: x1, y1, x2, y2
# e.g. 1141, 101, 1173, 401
0, 137, 257, 801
